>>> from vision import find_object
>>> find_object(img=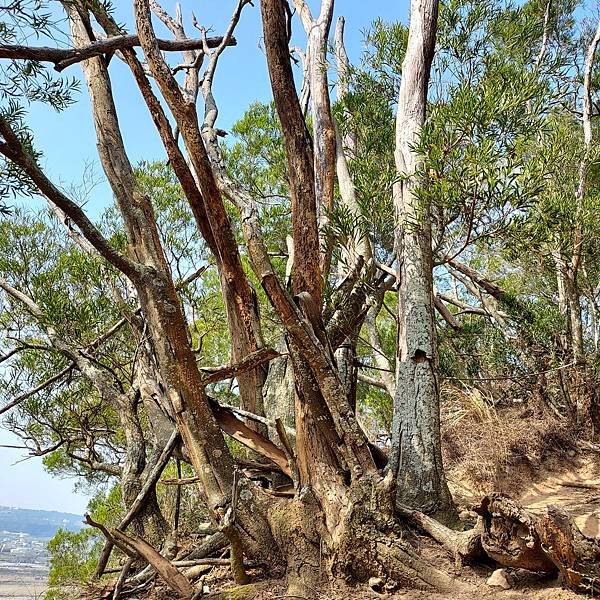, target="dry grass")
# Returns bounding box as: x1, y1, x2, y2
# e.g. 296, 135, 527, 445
441, 384, 576, 502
